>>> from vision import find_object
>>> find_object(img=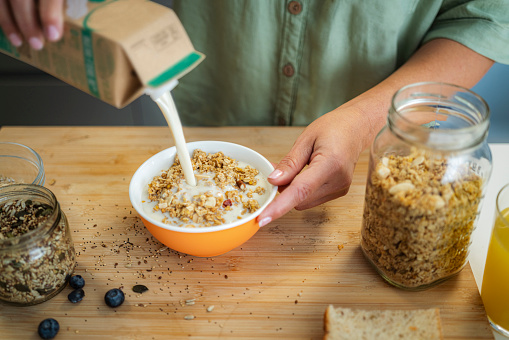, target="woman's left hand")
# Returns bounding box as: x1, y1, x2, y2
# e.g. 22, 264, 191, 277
257, 105, 375, 227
